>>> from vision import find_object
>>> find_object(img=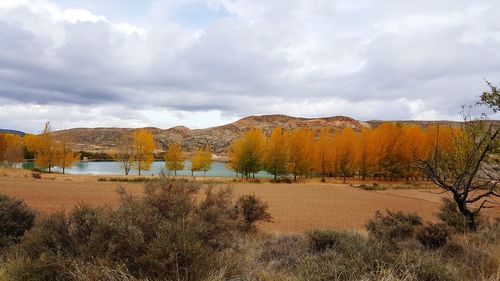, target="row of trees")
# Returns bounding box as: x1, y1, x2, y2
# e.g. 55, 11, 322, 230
1, 122, 213, 176
0, 123, 80, 173
164, 144, 212, 176
227, 123, 462, 180
24, 123, 80, 173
